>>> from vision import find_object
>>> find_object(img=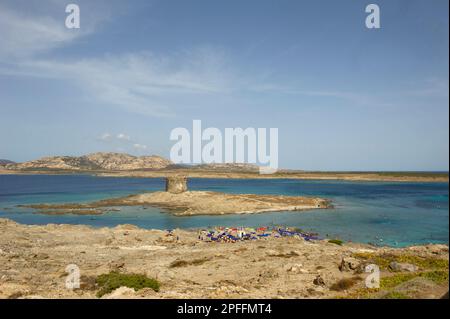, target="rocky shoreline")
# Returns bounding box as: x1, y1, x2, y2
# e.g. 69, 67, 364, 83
0, 218, 448, 299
